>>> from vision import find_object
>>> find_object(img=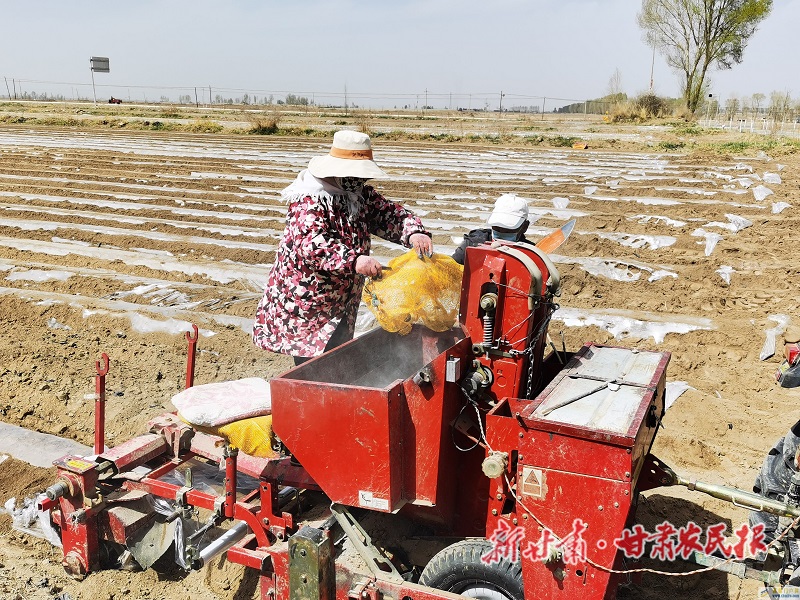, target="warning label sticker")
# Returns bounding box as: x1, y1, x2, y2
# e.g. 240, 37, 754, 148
358, 491, 390, 511
65, 459, 95, 471
521, 466, 546, 499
